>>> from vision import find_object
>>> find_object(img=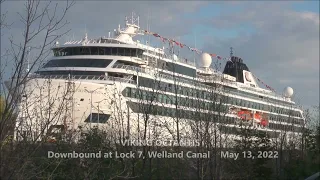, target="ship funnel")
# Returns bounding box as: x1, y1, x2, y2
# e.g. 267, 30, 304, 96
223, 56, 249, 83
